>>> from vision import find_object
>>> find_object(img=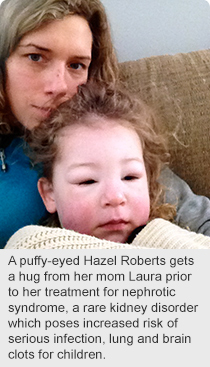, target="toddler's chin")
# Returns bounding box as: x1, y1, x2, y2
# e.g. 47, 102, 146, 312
98, 232, 130, 244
